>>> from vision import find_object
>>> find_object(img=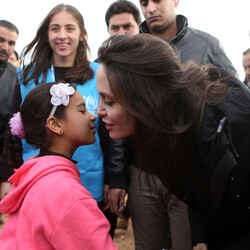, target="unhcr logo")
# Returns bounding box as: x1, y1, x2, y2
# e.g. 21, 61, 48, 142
84, 95, 98, 116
